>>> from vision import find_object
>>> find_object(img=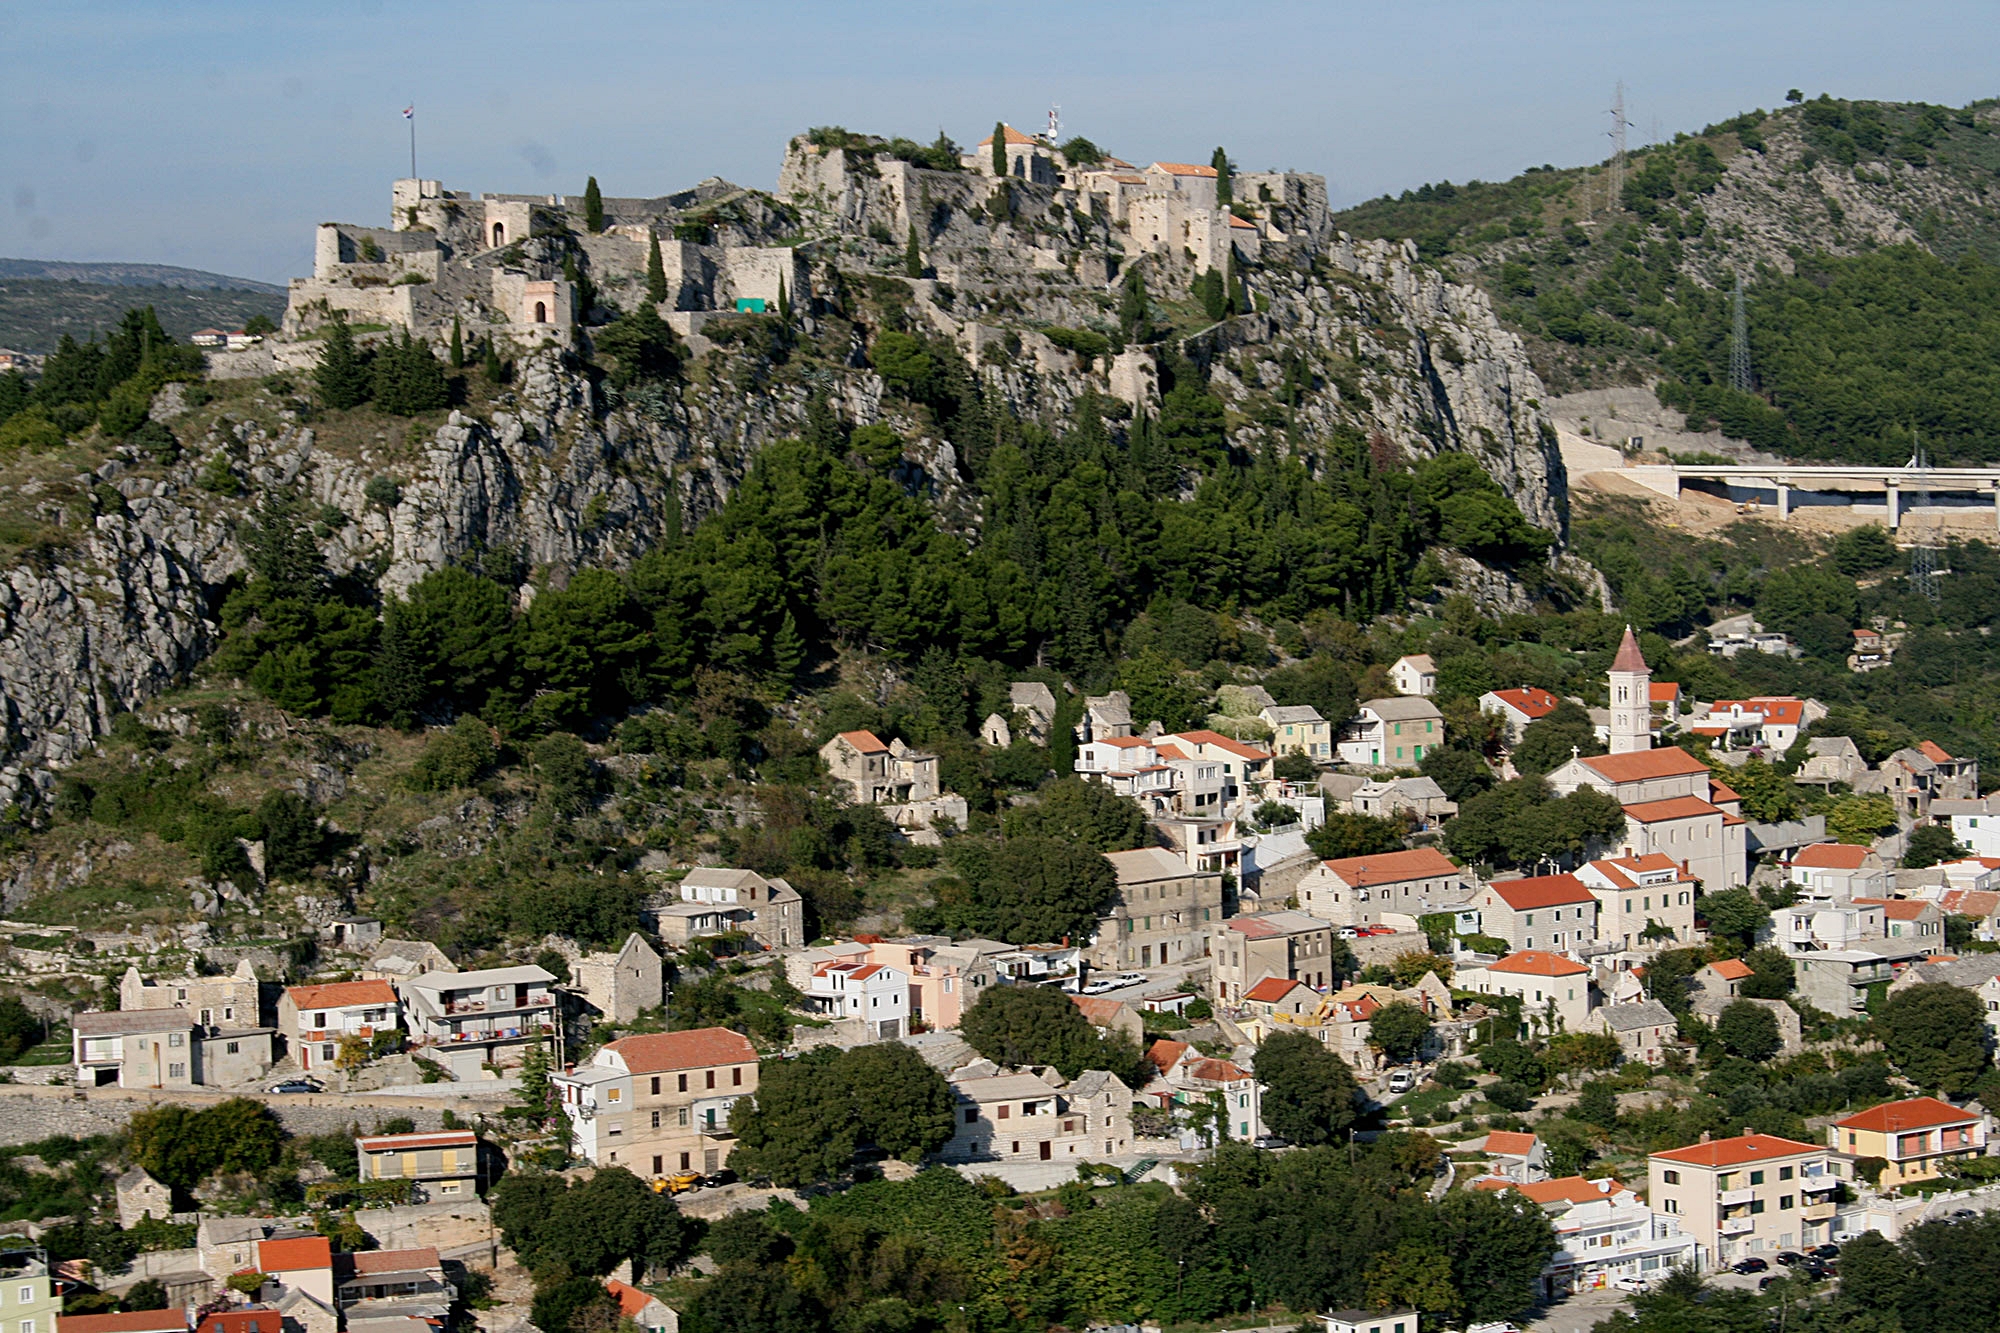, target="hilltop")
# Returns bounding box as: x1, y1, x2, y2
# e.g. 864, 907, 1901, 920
0, 277, 285, 352
1330, 96, 2000, 464
0, 259, 284, 291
